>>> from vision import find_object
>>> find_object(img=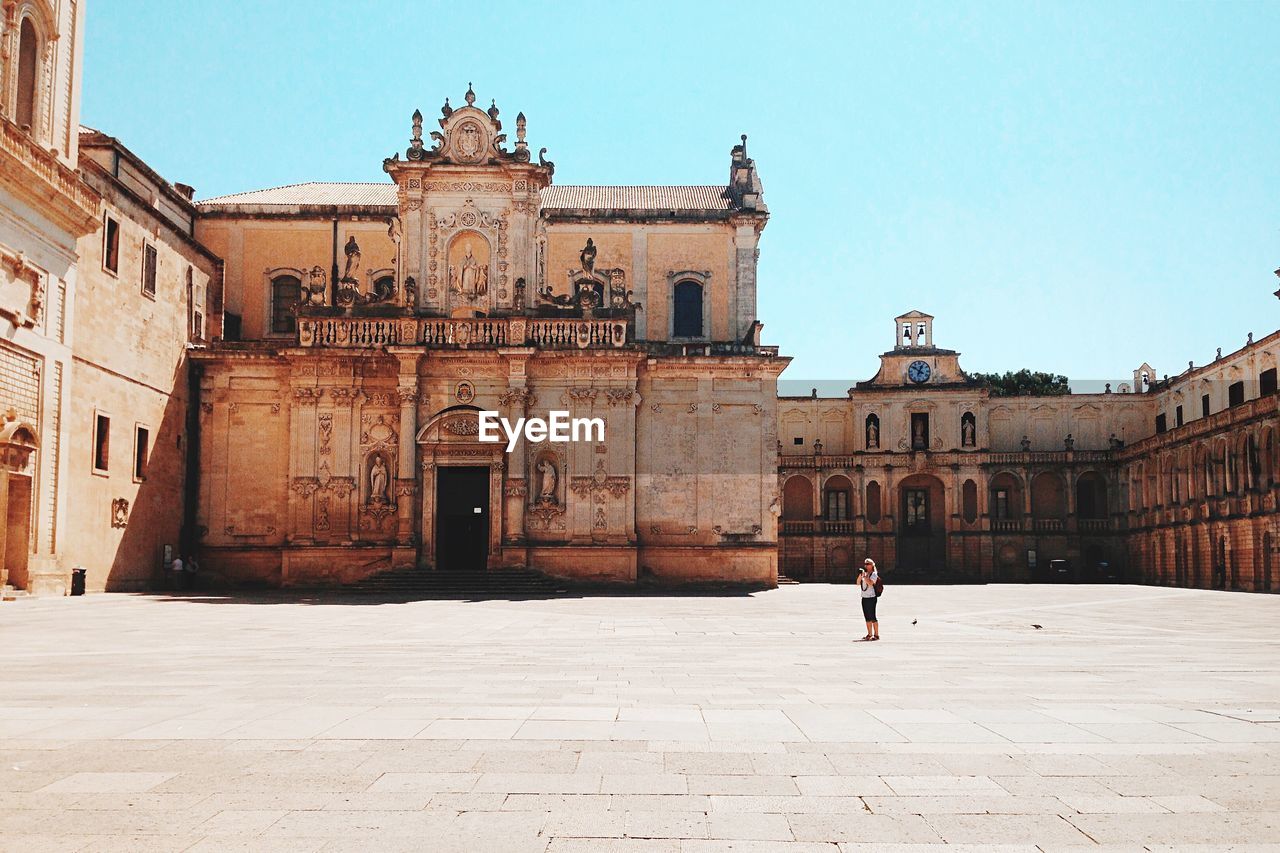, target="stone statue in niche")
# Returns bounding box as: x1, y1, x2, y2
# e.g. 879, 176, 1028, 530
579, 238, 597, 275
369, 455, 389, 504
447, 233, 491, 300
961, 416, 975, 447
866, 416, 880, 449
513, 277, 526, 310
536, 458, 558, 505
404, 276, 417, 308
